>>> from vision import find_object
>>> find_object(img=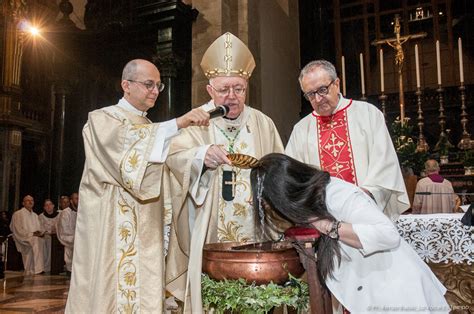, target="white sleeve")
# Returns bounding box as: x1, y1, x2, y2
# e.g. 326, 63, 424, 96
189, 145, 214, 206
285, 127, 299, 159
359, 186, 391, 211
148, 119, 179, 163
341, 192, 401, 256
